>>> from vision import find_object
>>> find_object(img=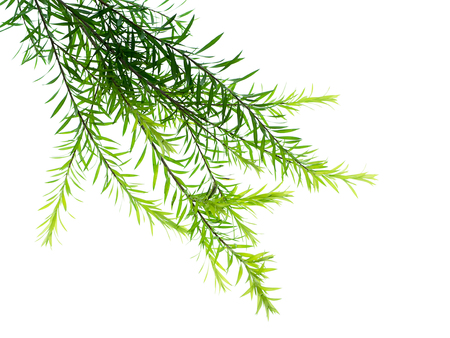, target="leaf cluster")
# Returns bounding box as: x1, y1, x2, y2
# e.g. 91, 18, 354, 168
0, 0, 377, 319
